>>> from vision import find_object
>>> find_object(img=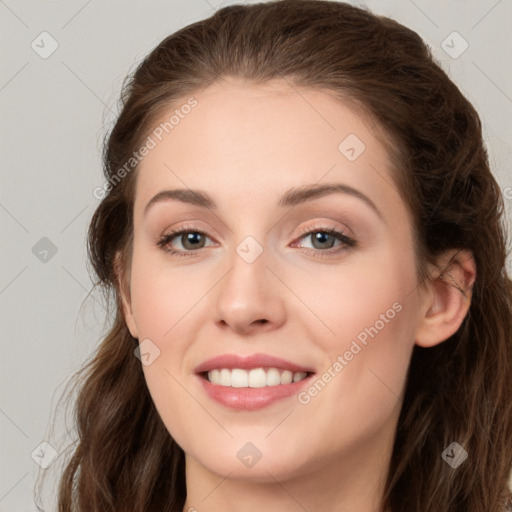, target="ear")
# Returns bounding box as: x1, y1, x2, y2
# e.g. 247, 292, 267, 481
415, 249, 476, 348
114, 251, 139, 339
